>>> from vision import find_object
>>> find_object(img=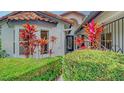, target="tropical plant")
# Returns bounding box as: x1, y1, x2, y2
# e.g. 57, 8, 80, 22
19, 23, 37, 58
83, 20, 104, 49
0, 50, 9, 58
37, 38, 48, 57
75, 36, 85, 49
